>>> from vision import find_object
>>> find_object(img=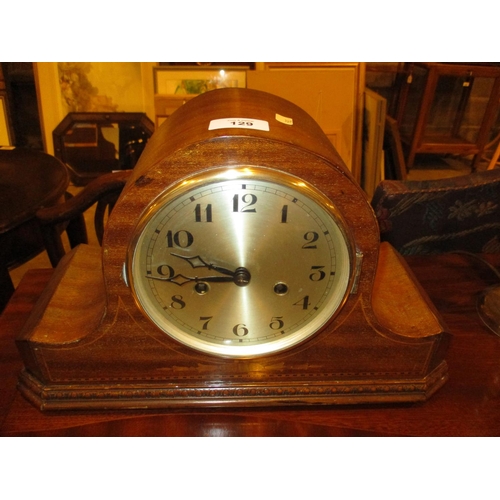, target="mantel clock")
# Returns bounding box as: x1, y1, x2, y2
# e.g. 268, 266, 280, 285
17, 88, 449, 410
